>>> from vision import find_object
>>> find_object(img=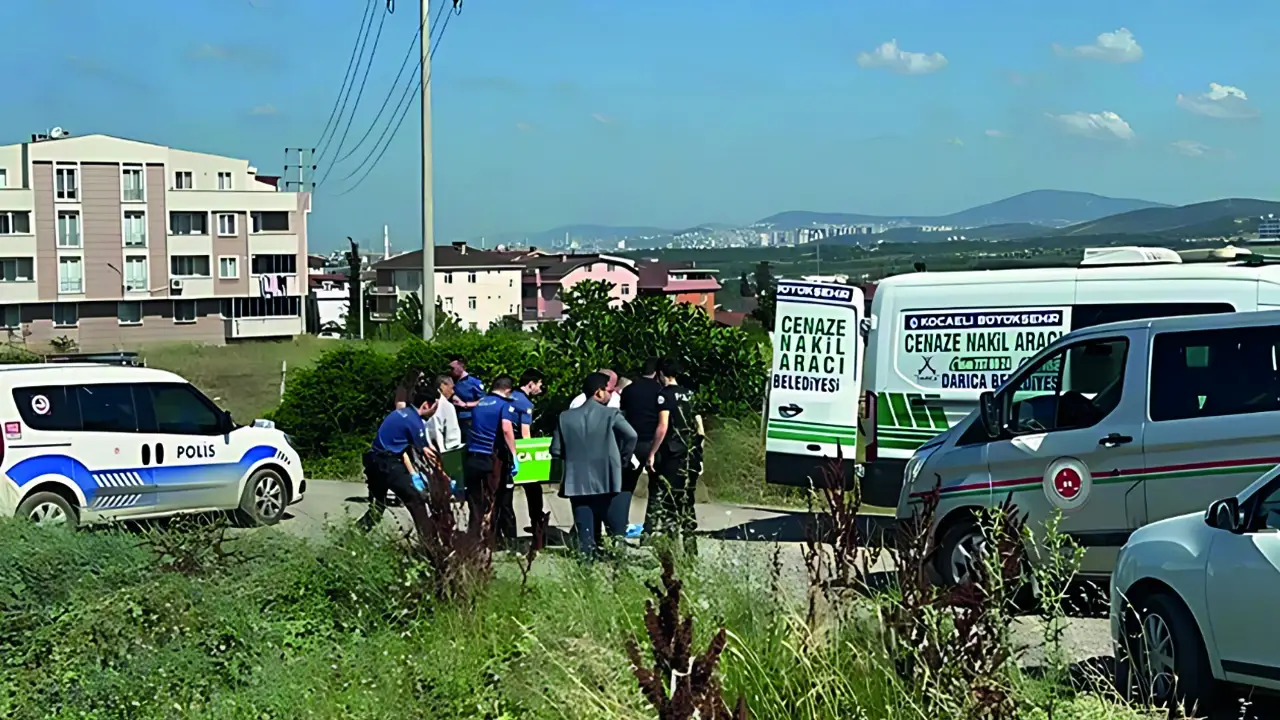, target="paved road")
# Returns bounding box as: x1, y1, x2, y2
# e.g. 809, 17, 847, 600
282, 479, 1114, 673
